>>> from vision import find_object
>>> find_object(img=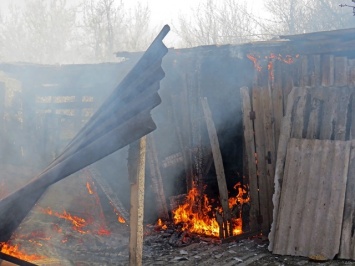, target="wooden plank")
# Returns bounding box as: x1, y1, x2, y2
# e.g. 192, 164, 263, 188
305, 87, 324, 139
252, 86, 272, 232
128, 136, 147, 266
333, 87, 351, 141
261, 86, 276, 223
321, 55, 334, 86
335, 57, 348, 87
272, 62, 284, 153
268, 87, 304, 251
240, 87, 259, 232
348, 59, 355, 88
319, 89, 339, 140
272, 138, 350, 259
300, 55, 308, 87
147, 134, 169, 220
310, 55, 321, 87
339, 140, 355, 259
201, 97, 231, 238
290, 88, 309, 139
